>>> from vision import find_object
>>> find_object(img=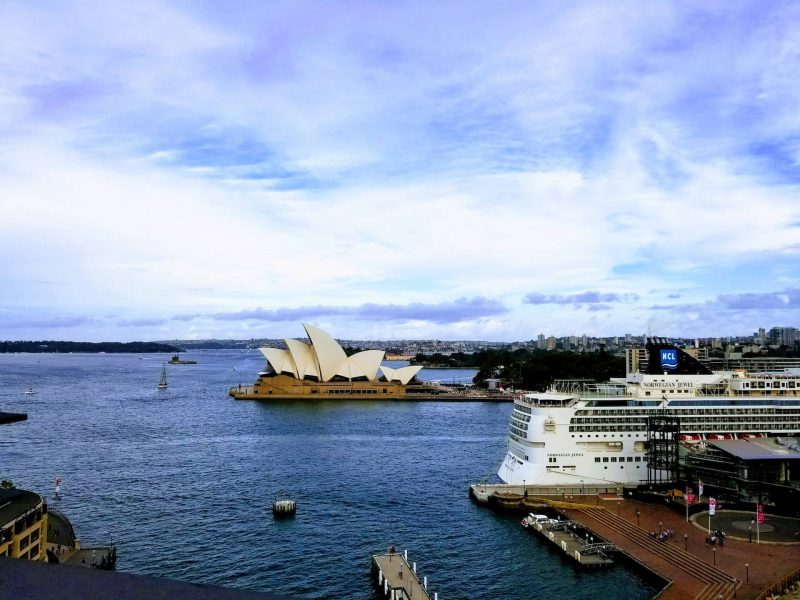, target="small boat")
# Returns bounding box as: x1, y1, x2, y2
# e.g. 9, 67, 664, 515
24, 387, 37, 395
158, 365, 168, 389
168, 354, 197, 365
272, 495, 296, 518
